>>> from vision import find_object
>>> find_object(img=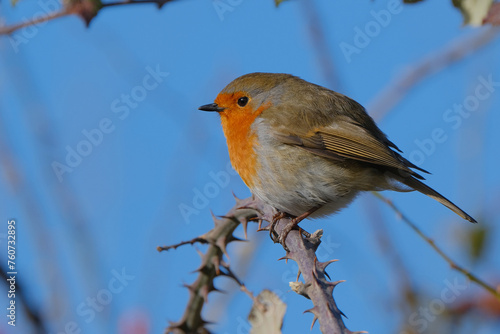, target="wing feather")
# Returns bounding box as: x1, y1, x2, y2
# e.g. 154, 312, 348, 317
276, 119, 427, 179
